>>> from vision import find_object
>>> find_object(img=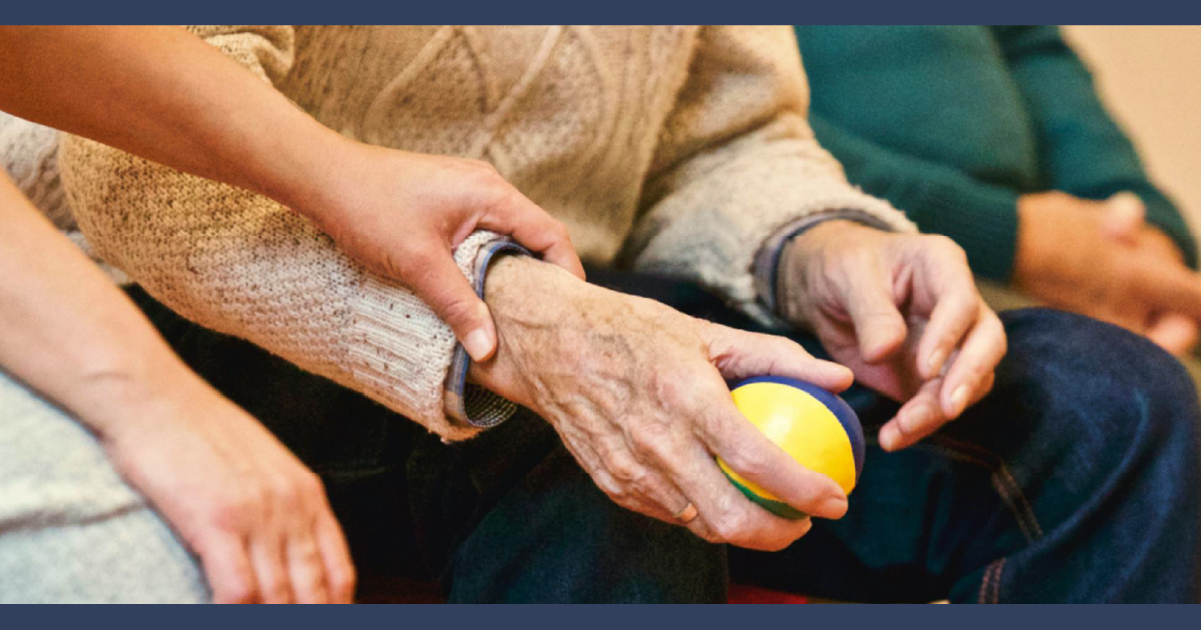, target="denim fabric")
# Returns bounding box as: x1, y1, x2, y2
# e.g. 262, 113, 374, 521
128, 270, 1201, 603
